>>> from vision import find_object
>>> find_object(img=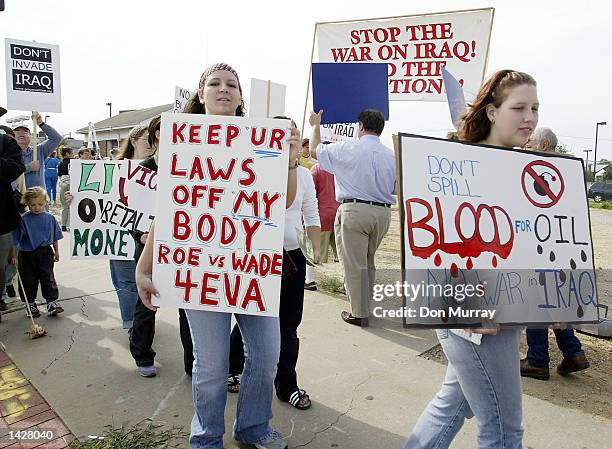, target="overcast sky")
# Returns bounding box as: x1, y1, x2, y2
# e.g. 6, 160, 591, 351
1, 0, 611, 161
